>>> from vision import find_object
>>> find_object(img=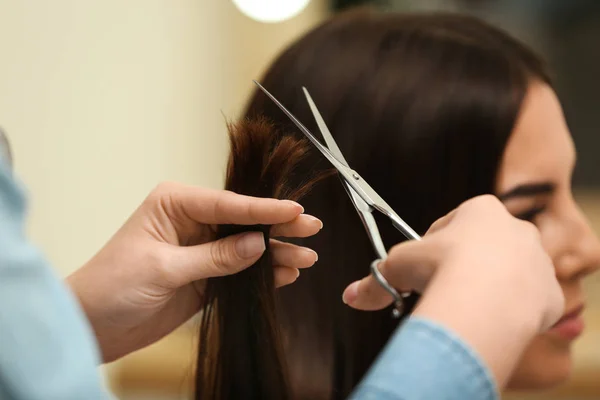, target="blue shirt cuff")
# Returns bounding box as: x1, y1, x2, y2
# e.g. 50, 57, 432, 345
351, 316, 498, 400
